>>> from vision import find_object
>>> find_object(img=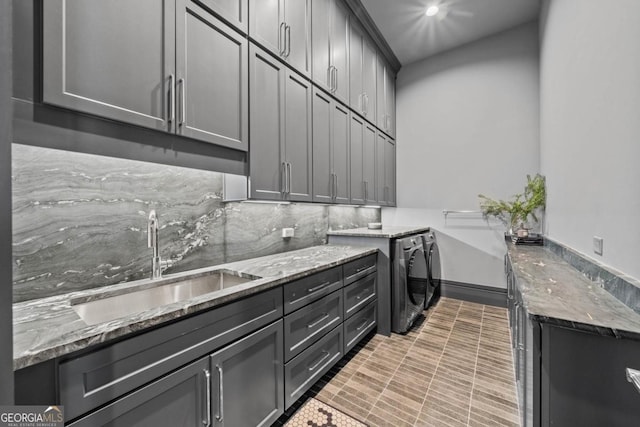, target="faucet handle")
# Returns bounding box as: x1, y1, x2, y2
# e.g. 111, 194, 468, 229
148, 210, 157, 249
